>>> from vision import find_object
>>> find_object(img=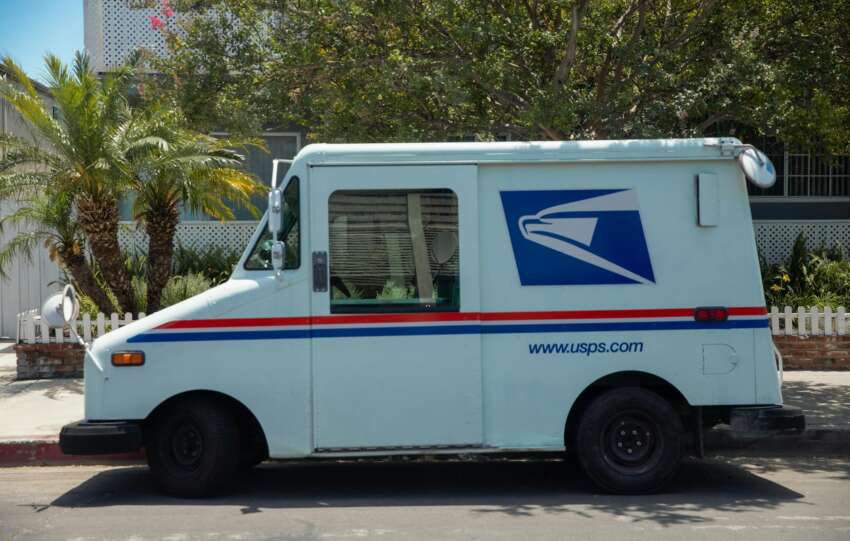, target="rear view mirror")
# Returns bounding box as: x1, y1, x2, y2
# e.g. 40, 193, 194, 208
268, 188, 283, 235
271, 240, 286, 278
738, 147, 776, 189
42, 285, 79, 329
